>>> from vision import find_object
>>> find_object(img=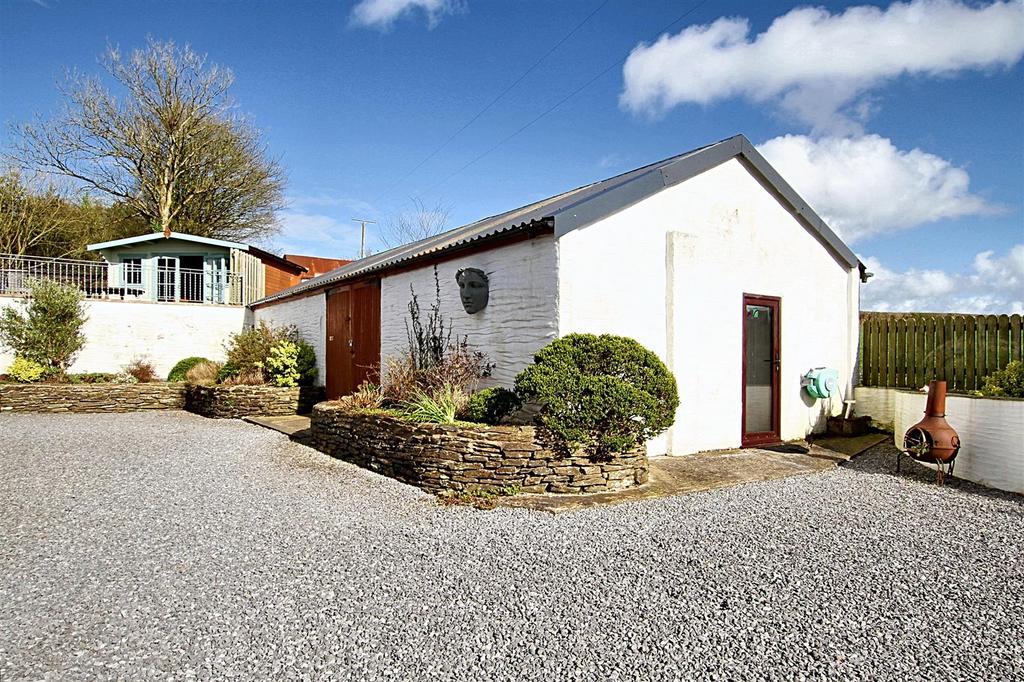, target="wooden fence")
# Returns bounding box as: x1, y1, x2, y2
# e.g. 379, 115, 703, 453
860, 312, 1023, 392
